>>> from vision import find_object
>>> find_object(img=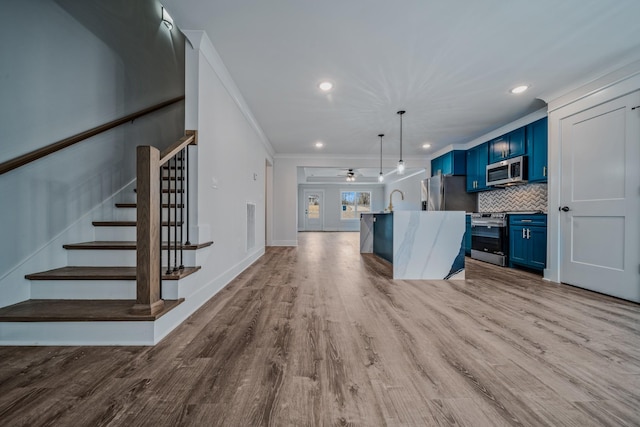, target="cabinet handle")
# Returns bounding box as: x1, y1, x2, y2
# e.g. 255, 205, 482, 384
527, 228, 531, 239
520, 219, 532, 222
543, 166, 546, 177
522, 229, 526, 239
